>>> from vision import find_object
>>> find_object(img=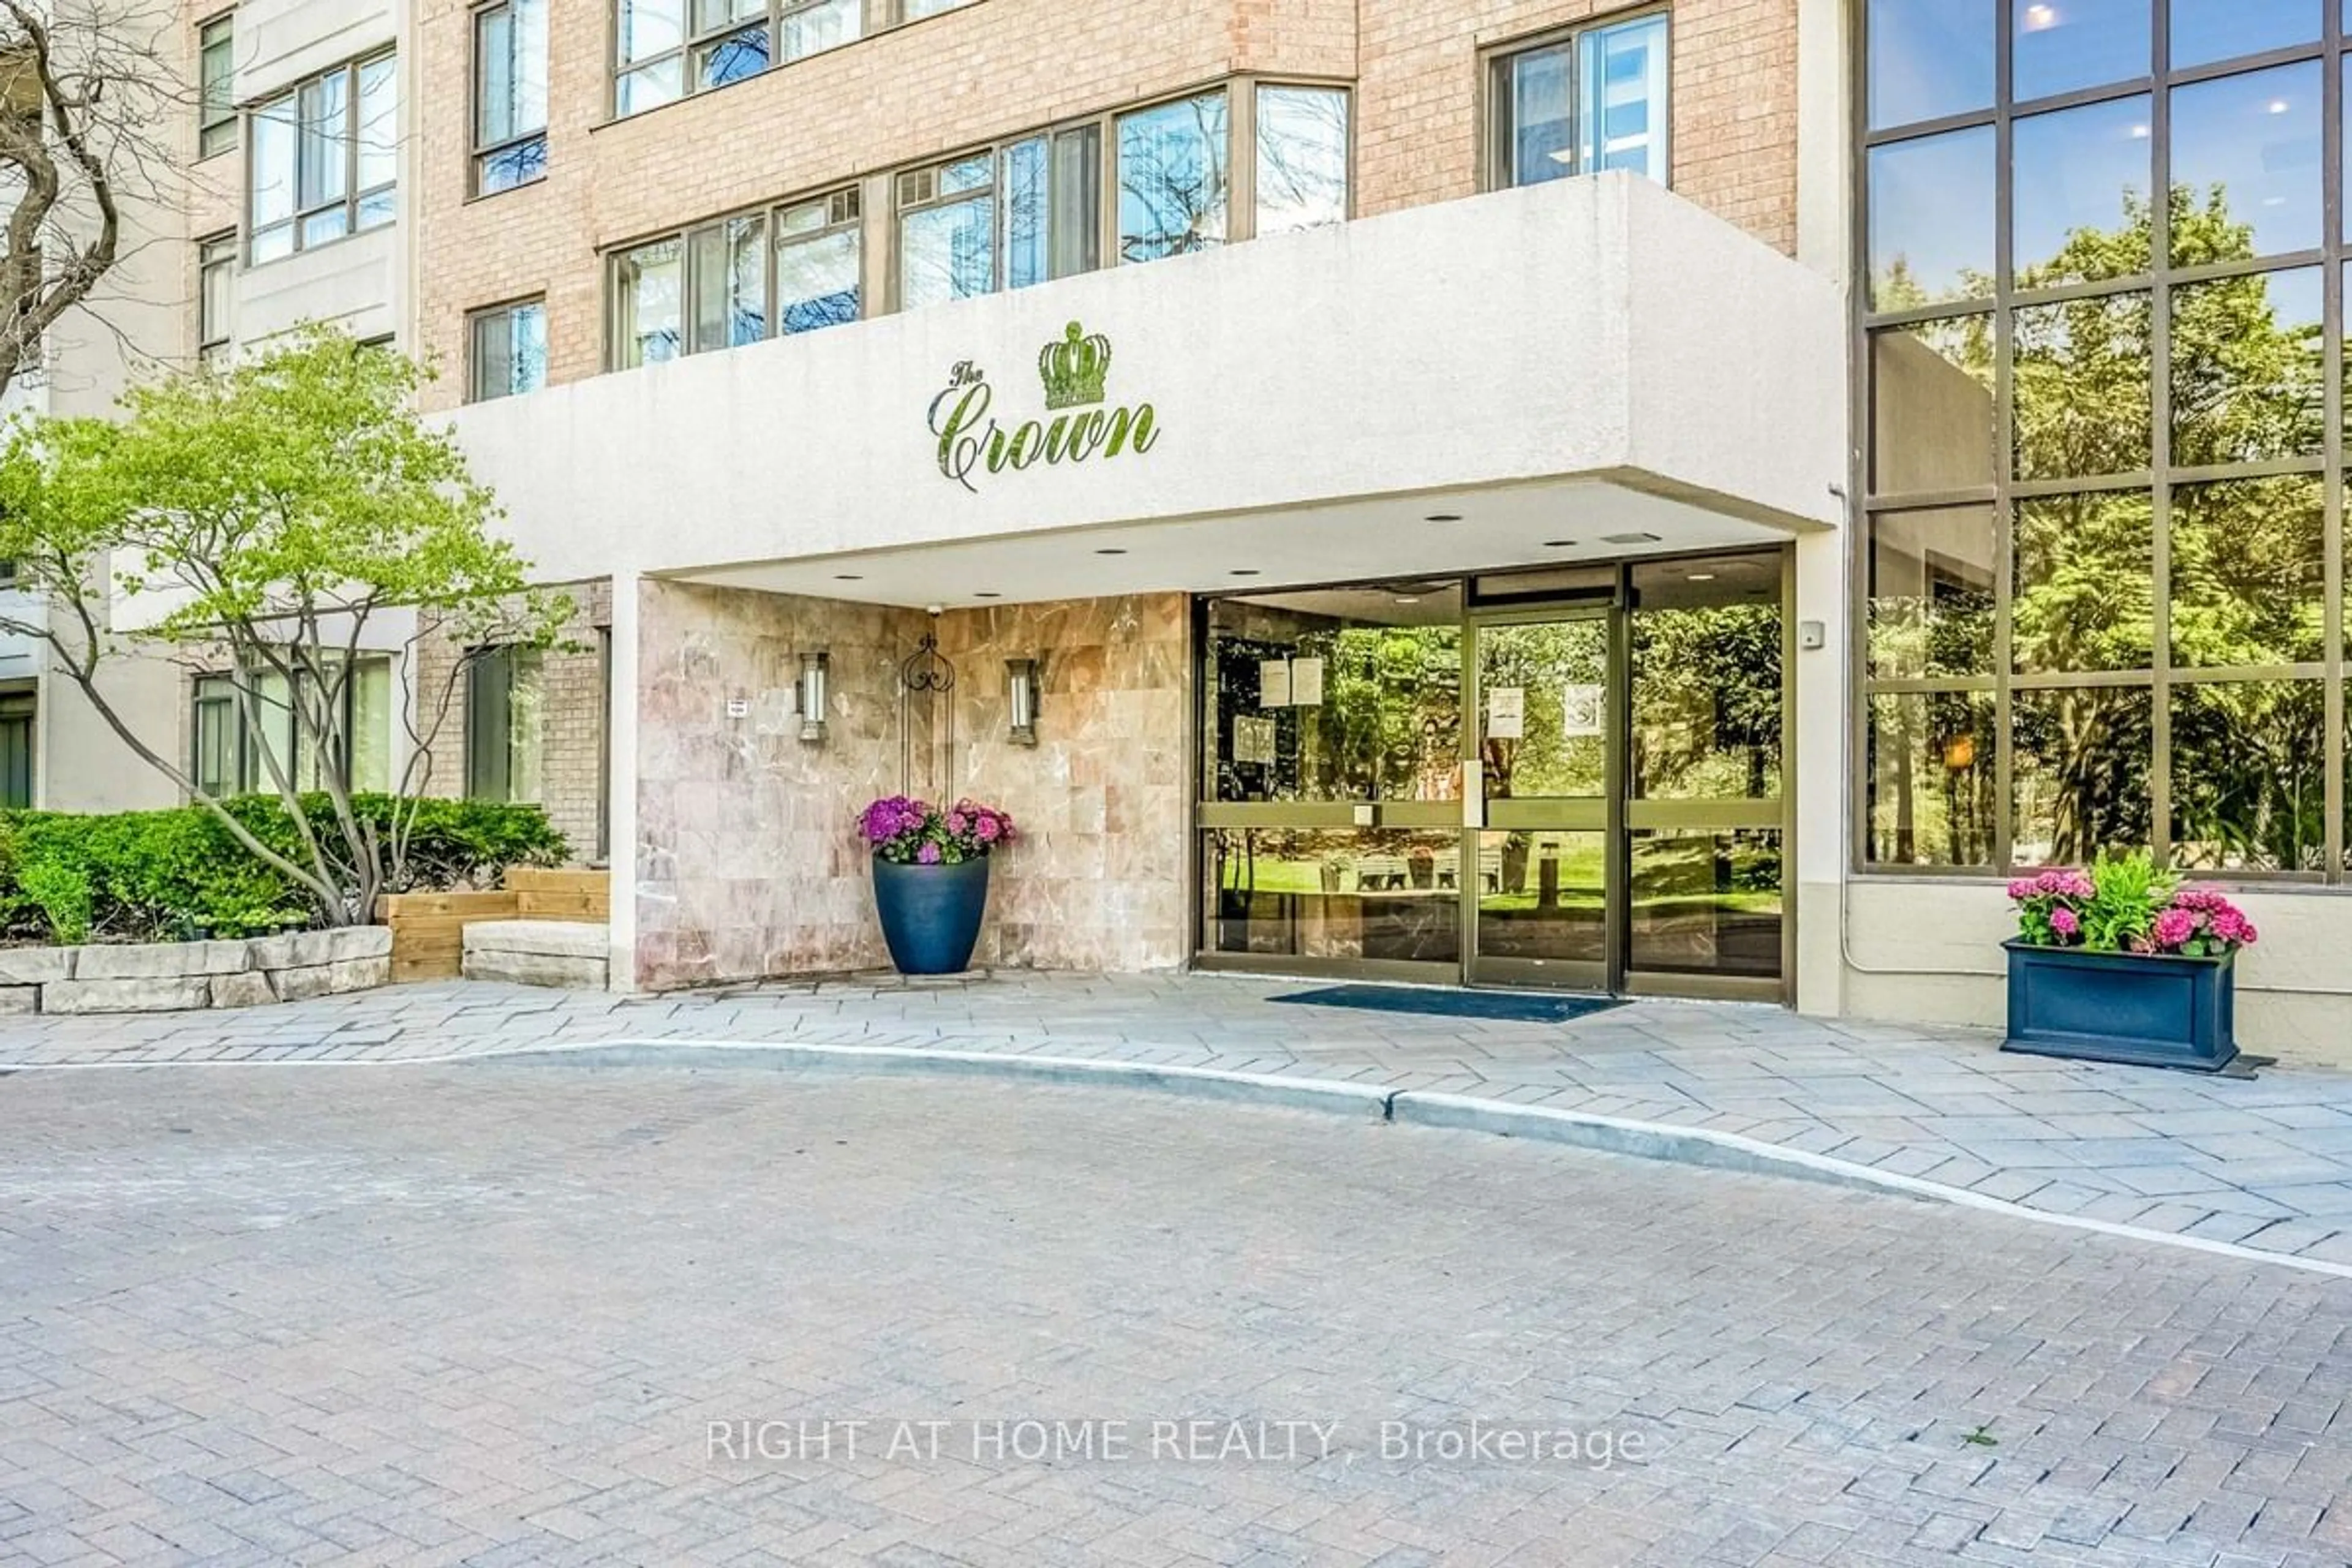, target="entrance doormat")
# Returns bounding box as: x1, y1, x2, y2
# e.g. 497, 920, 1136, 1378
1267, 984, 1626, 1024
